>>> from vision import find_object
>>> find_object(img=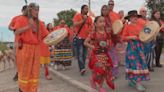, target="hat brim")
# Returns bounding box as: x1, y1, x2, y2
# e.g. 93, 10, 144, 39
125, 15, 142, 20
